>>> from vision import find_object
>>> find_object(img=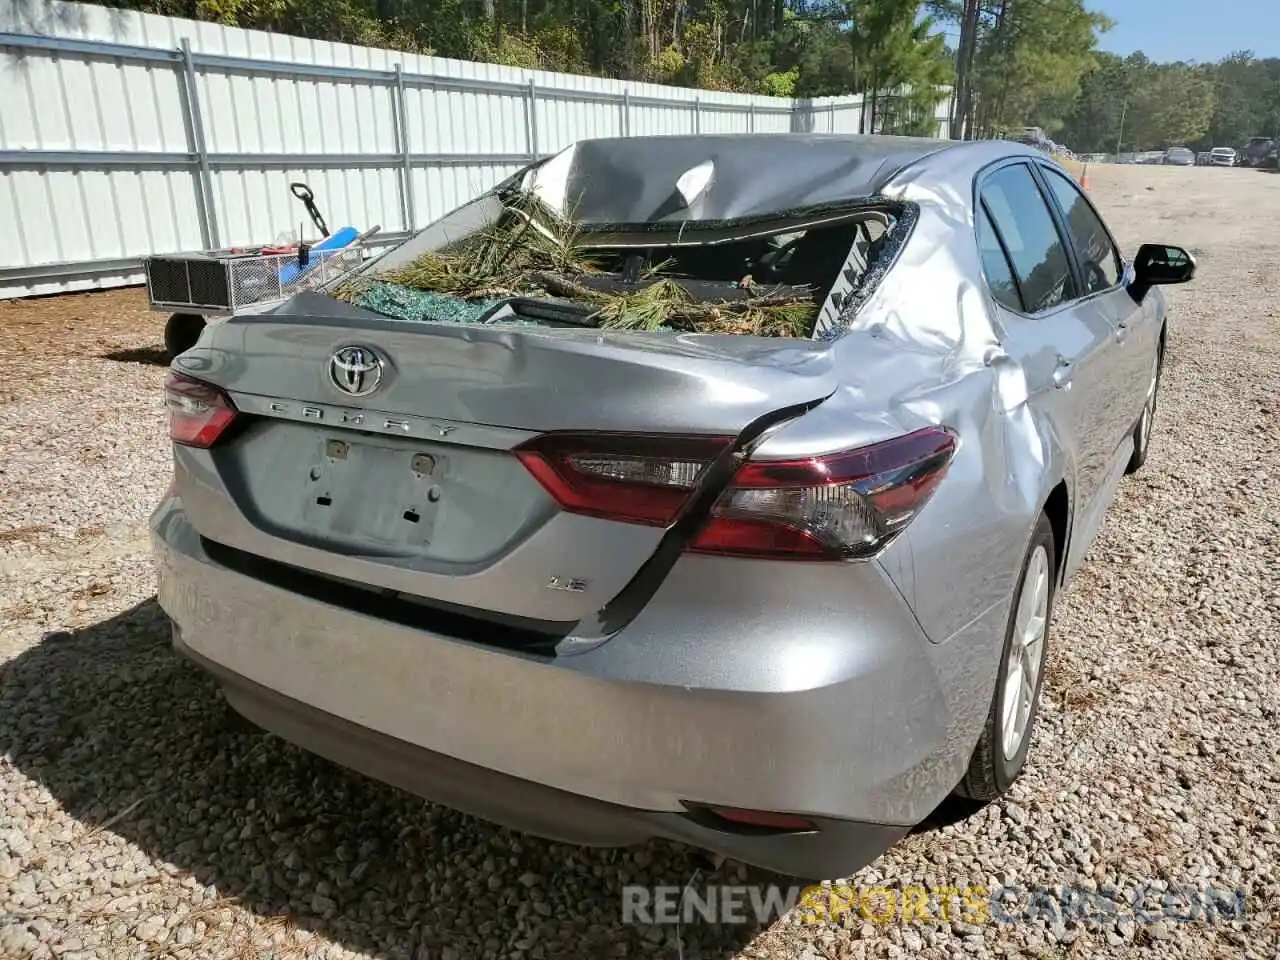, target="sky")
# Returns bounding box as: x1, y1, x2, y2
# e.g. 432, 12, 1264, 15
1087, 0, 1274, 63
925, 1, 1273, 64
